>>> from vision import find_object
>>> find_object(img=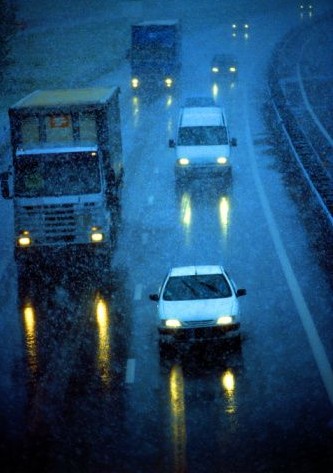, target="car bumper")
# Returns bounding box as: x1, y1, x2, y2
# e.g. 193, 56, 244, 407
158, 322, 240, 343
175, 164, 231, 180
